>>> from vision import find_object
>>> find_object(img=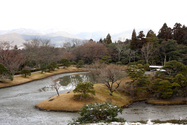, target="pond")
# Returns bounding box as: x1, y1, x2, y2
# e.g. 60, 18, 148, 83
39, 73, 94, 92
0, 72, 187, 125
